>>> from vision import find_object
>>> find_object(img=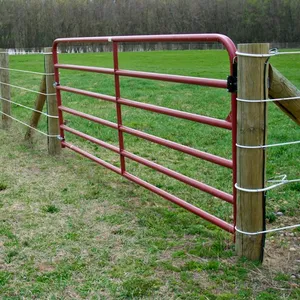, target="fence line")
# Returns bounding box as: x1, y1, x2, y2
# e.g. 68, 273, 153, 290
0, 66, 54, 76
0, 48, 60, 154
236, 45, 300, 260
0, 110, 59, 138
235, 224, 300, 236
1, 40, 299, 262
0, 96, 58, 118
0, 81, 56, 96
